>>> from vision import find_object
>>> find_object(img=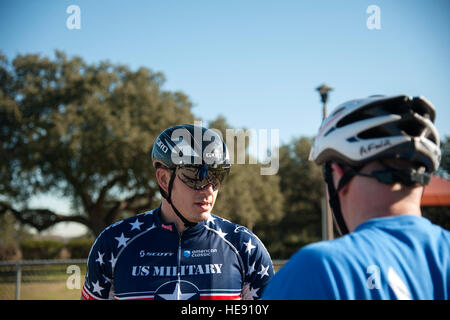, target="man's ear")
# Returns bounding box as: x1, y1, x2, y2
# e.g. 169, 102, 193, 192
156, 168, 170, 194
330, 162, 348, 194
